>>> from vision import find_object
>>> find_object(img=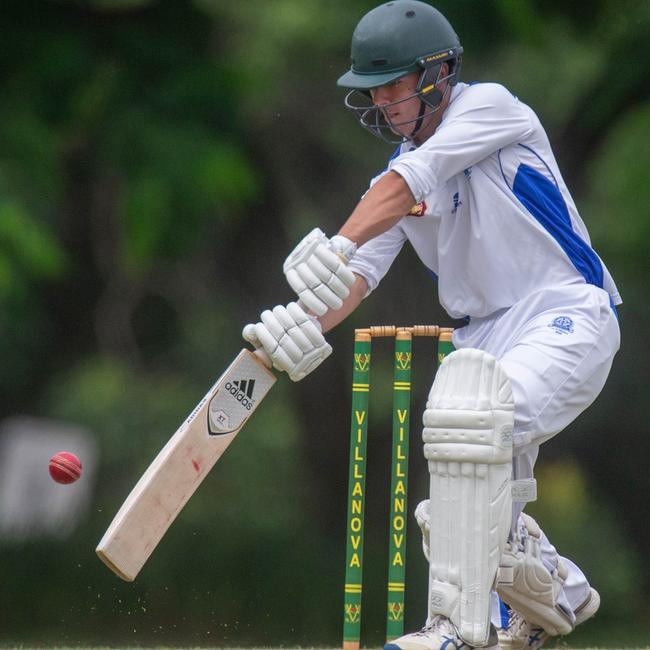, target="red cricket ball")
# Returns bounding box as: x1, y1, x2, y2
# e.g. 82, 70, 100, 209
48, 451, 82, 484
